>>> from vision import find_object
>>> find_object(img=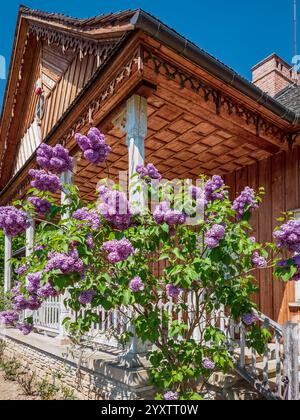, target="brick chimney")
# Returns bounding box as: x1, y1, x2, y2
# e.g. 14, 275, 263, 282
252, 53, 297, 97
